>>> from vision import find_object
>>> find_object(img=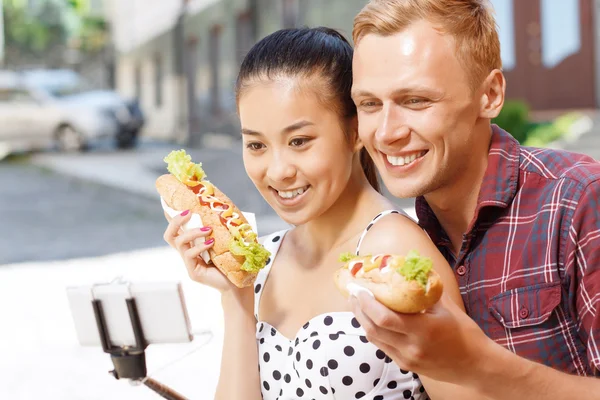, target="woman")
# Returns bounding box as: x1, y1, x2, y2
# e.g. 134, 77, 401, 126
164, 27, 476, 400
